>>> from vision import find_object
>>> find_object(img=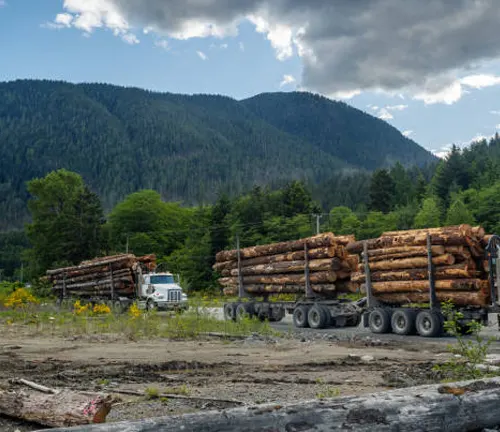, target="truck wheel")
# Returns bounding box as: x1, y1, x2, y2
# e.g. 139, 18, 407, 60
368, 308, 391, 334
223, 303, 236, 321
416, 311, 443, 337
235, 303, 254, 320
146, 299, 156, 312
308, 305, 329, 329
293, 306, 310, 328
391, 309, 416, 335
